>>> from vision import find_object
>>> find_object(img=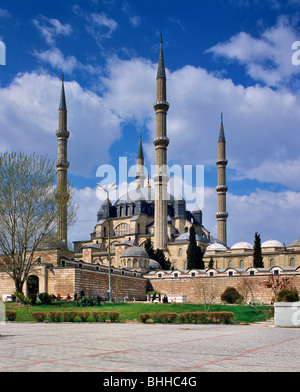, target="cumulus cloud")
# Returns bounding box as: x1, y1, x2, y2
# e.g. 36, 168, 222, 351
33, 16, 72, 46
208, 17, 299, 87
0, 72, 122, 177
